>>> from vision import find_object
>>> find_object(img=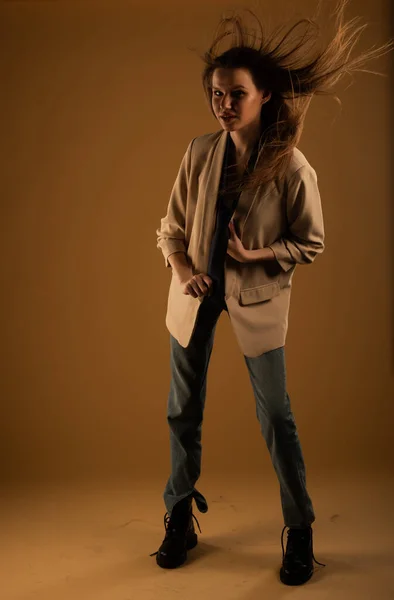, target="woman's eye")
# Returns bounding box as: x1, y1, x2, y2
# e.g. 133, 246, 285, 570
213, 91, 244, 97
